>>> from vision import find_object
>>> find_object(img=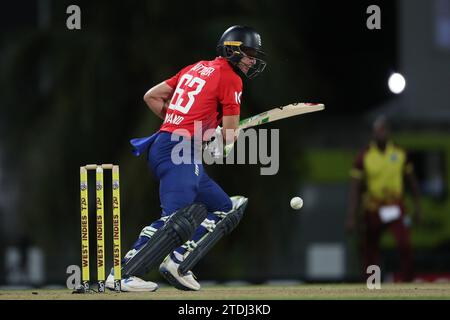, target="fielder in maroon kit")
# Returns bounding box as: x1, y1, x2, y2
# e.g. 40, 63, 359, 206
346, 116, 422, 282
